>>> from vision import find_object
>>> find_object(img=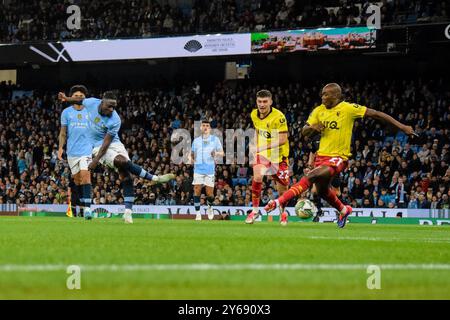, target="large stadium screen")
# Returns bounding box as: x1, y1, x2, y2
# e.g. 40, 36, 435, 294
251, 27, 376, 53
